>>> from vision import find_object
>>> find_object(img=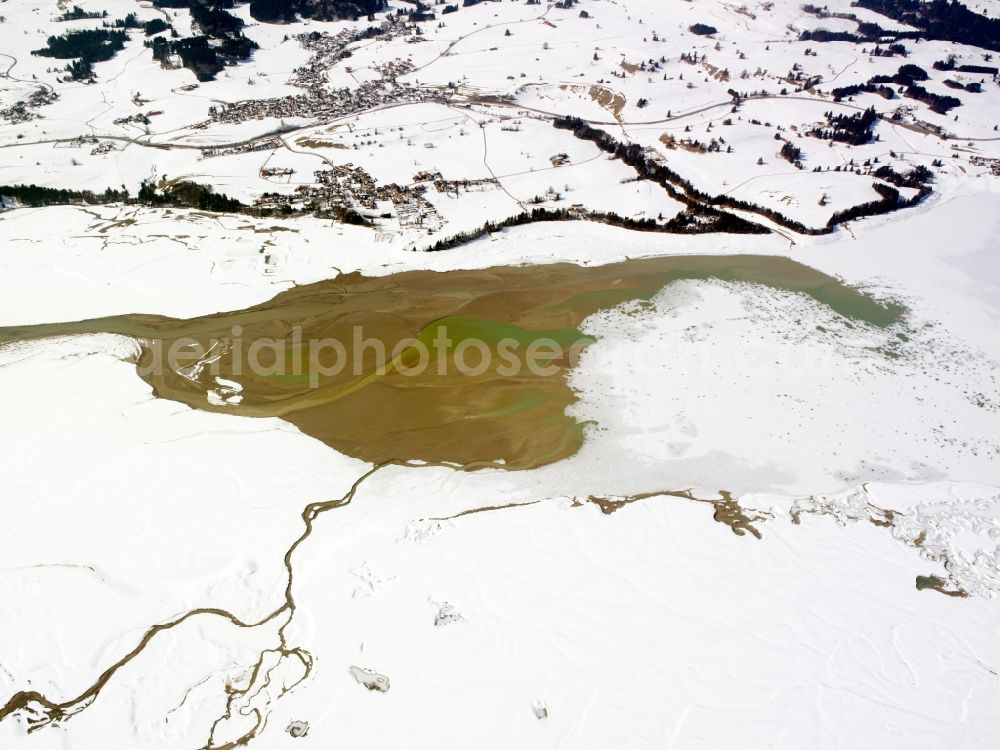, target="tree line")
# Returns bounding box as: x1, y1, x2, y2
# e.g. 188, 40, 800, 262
832, 65, 962, 114
422, 204, 756, 254
553, 115, 934, 233
0, 181, 243, 213
857, 0, 1000, 52
553, 115, 828, 234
